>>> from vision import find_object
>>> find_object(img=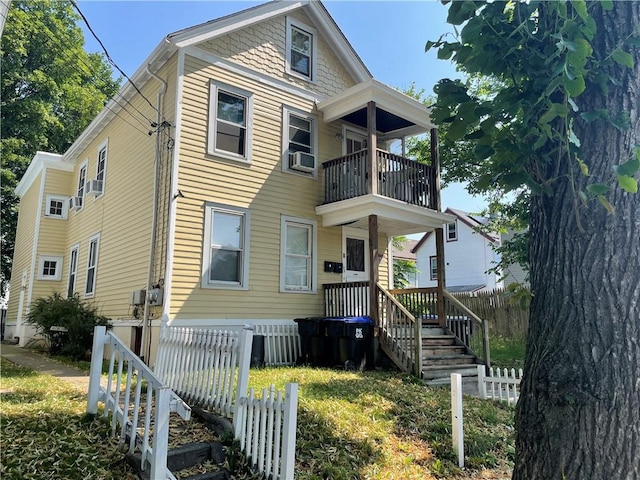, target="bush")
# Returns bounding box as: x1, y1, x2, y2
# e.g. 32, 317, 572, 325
26, 293, 111, 359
